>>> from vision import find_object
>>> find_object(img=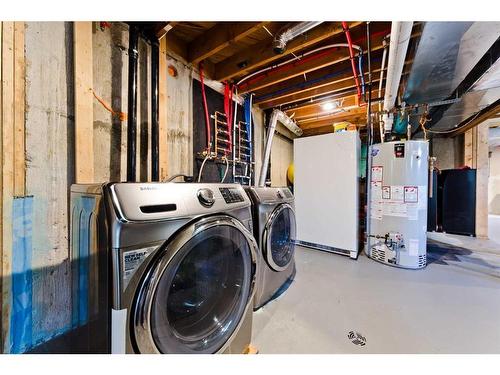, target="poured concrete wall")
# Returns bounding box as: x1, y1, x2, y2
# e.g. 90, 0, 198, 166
24, 21, 74, 350
431, 135, 464, 170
